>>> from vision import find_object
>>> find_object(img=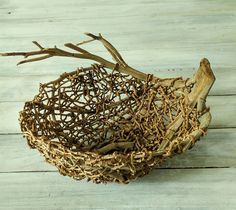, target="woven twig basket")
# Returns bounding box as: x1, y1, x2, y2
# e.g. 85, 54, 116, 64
1, 33, 215, 183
